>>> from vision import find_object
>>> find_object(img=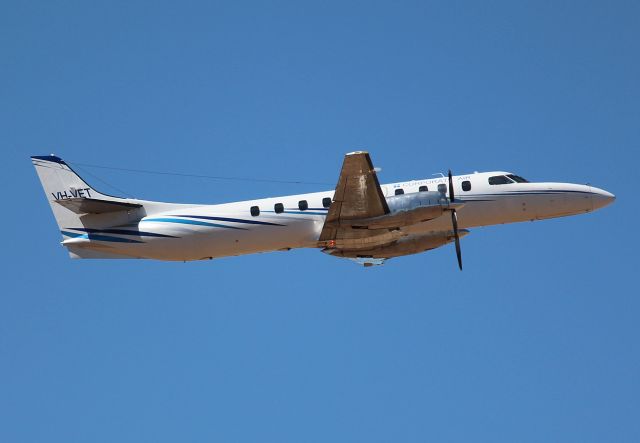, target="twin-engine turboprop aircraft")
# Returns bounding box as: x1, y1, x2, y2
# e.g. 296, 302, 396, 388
32, 152, 615, 267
